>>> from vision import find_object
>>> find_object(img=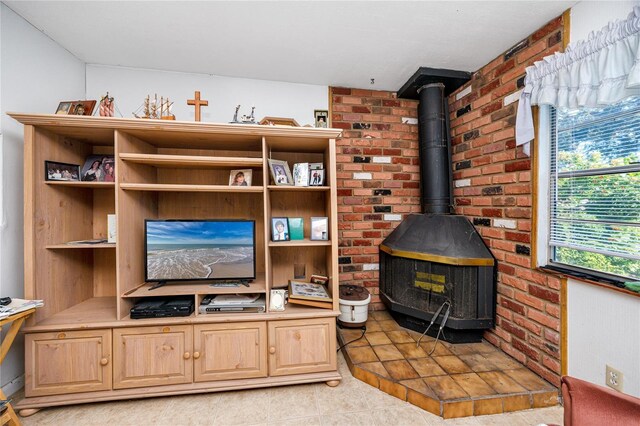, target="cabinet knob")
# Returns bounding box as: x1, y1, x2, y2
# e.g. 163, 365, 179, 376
269, 346, 276, 354
100, 357, 109, 366
193, 351, 201, 359
184, 352, 191, 359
